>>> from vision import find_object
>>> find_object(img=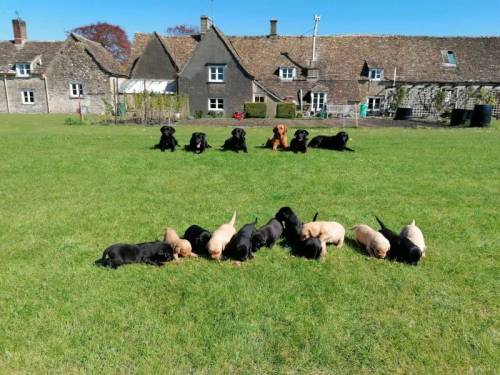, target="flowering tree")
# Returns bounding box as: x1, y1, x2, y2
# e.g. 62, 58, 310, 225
166, 24, 199, 36
70, 22, 131, 63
